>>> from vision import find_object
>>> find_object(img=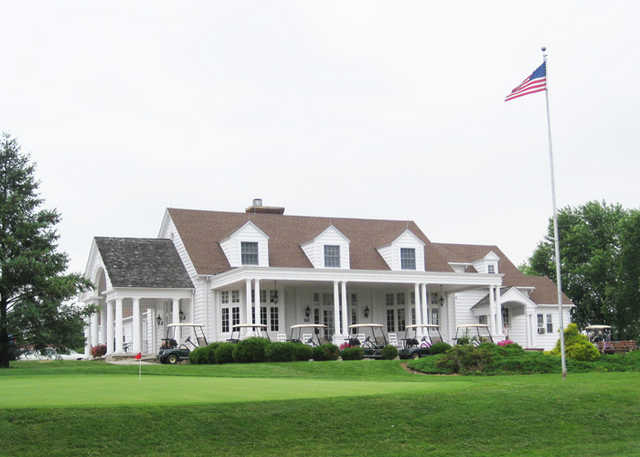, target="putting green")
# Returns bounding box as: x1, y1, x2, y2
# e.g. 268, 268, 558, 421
0, 374, 470, 409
